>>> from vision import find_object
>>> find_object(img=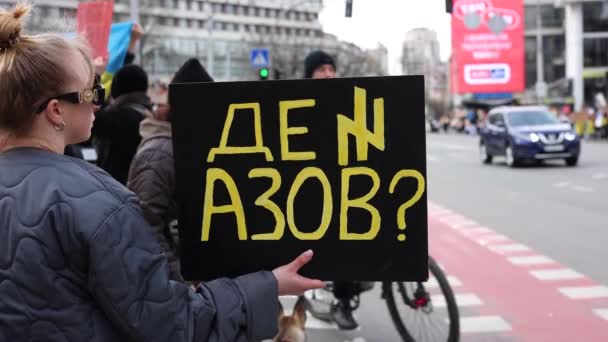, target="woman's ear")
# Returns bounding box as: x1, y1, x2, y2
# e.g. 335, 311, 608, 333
43, 99, 64, 127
